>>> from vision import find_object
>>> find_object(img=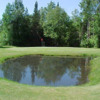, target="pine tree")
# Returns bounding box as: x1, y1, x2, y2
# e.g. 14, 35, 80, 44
30, 1, 42, 46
